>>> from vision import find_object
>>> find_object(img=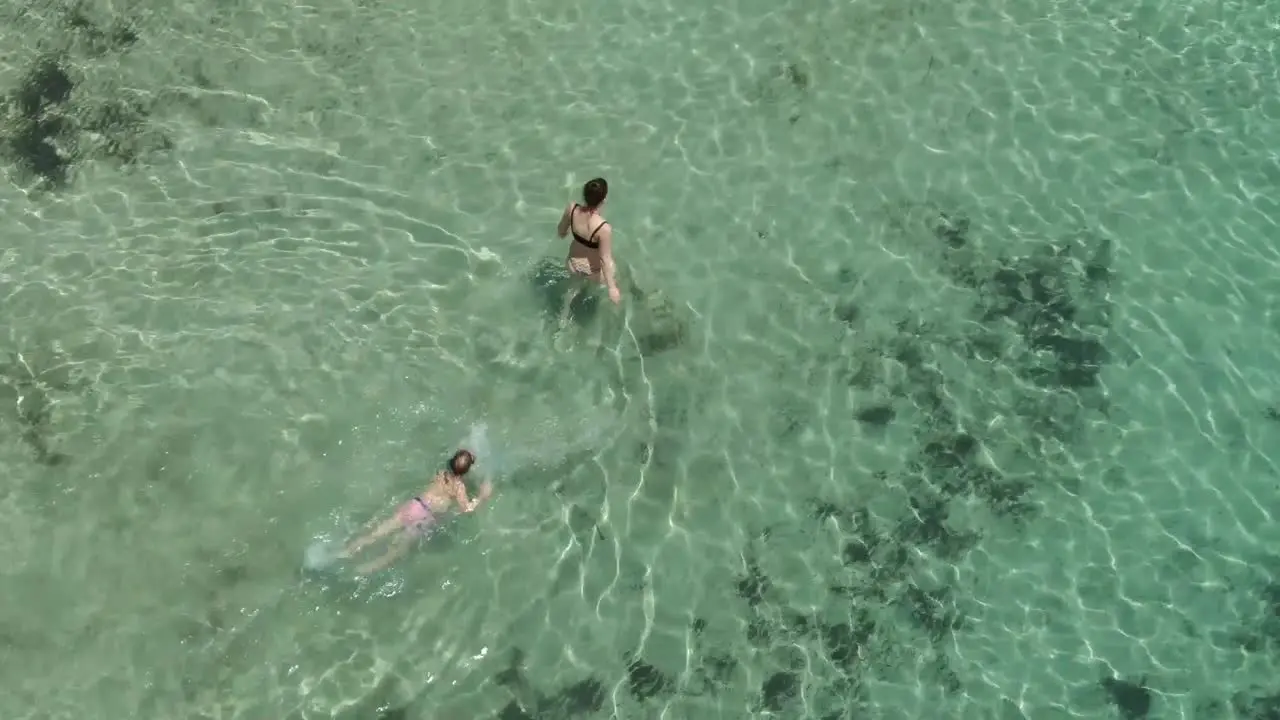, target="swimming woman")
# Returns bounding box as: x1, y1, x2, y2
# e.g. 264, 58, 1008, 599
556, 177, 621, 305
340, 449, 493, 574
